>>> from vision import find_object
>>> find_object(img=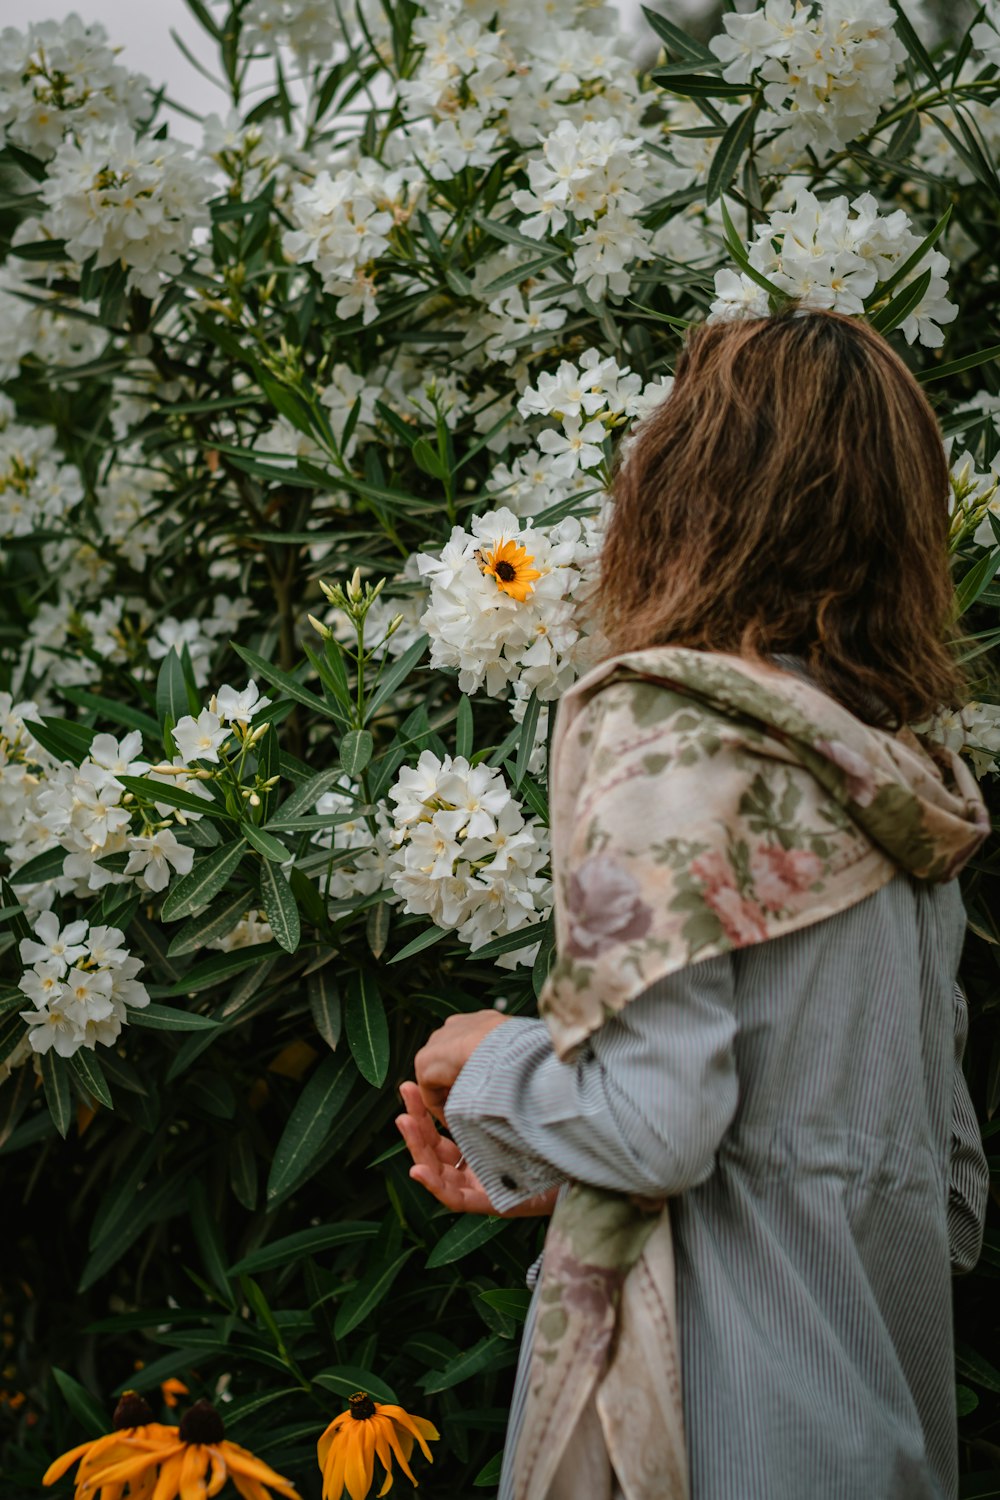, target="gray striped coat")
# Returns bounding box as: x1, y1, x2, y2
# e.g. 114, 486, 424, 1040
446, 874, 988, 1500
